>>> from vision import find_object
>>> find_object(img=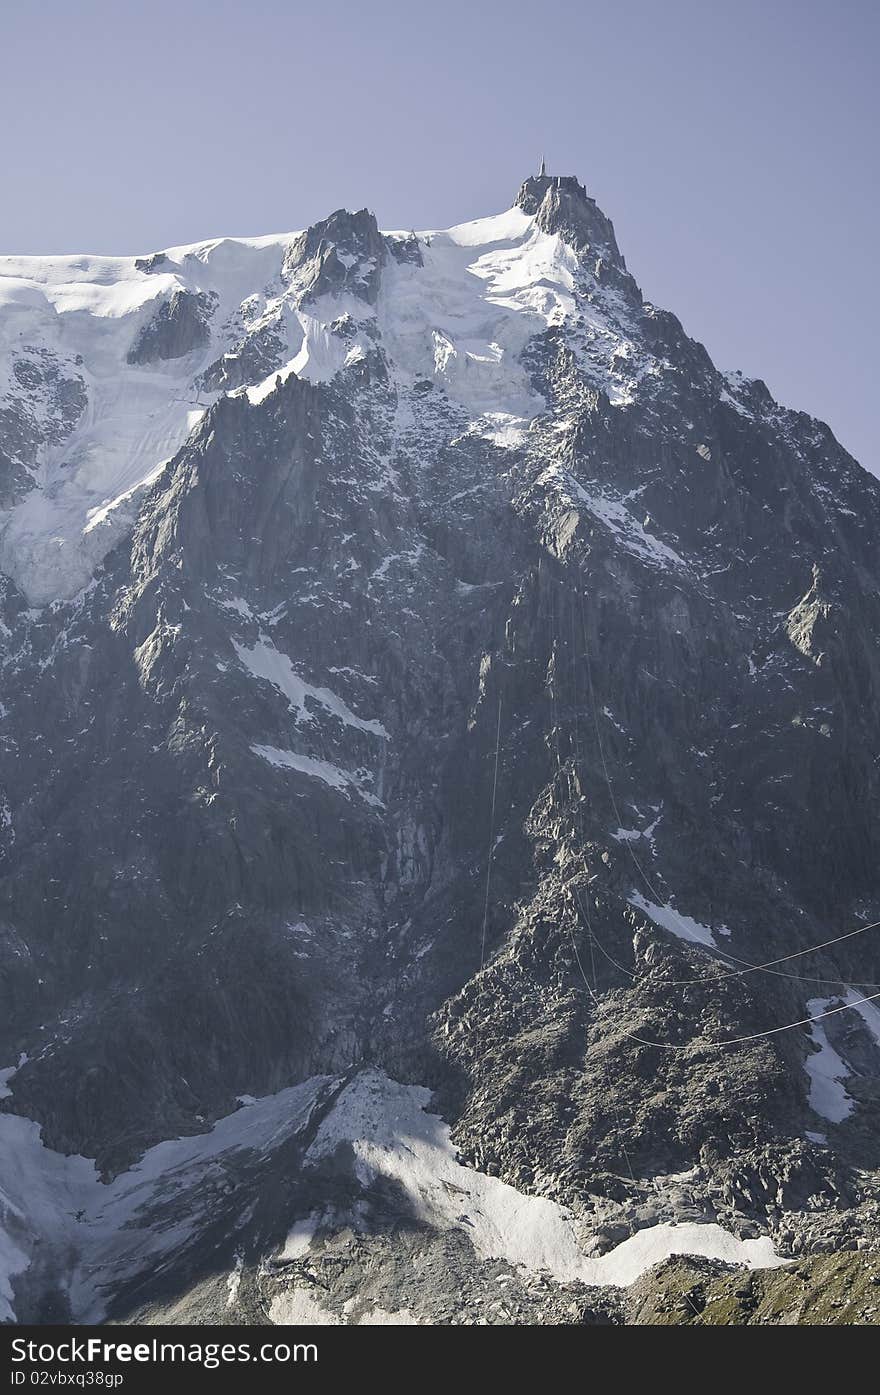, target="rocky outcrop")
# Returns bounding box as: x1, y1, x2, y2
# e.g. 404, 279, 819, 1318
625, 1251, 880, 1324
517, 172, 626, 272
0, 350, 87, 505
282, 208, 387, 305
126, 288, 214, 364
